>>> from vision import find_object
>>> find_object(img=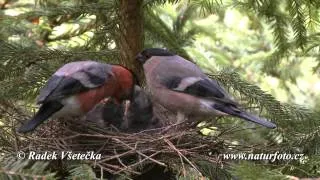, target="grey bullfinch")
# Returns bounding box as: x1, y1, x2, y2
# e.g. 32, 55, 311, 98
136, 48, 276, 129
